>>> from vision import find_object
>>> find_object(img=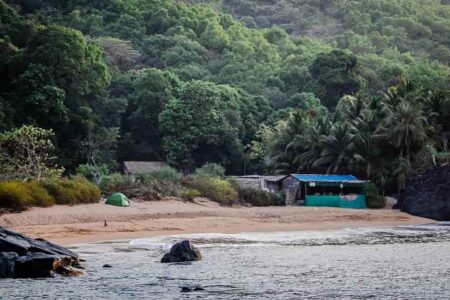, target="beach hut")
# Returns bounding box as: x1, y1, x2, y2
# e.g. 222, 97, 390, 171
282, 174, 368, 208
230, 175, 287, 192
106, 193, 130, 207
